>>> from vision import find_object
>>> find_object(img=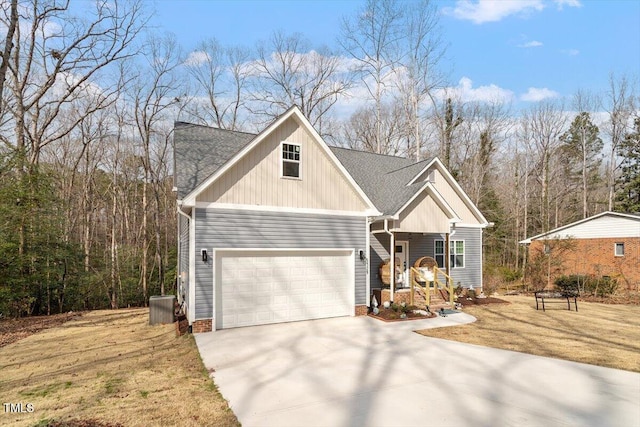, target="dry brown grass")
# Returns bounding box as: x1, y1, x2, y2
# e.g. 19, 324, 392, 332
418, 295, 640, 372
0, 309, 240, 427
